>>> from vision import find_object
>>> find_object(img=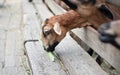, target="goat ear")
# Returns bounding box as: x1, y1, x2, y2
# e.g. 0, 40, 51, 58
53, 22, 62, 35
98, 5, 113, 20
